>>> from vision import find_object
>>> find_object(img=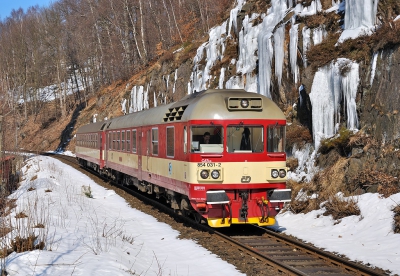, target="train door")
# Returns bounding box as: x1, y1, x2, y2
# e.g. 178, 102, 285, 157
100, 131, 106, 169
137, 128, 143, 181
